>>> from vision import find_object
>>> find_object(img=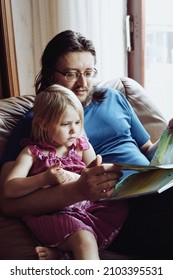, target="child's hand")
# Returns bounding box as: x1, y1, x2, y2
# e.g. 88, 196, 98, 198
44, 163, 80, 185
45, 163, 65, 185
